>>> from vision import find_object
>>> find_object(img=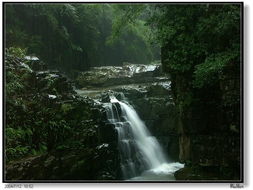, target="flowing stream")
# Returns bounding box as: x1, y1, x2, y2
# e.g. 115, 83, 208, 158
104, 95, 184, 181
